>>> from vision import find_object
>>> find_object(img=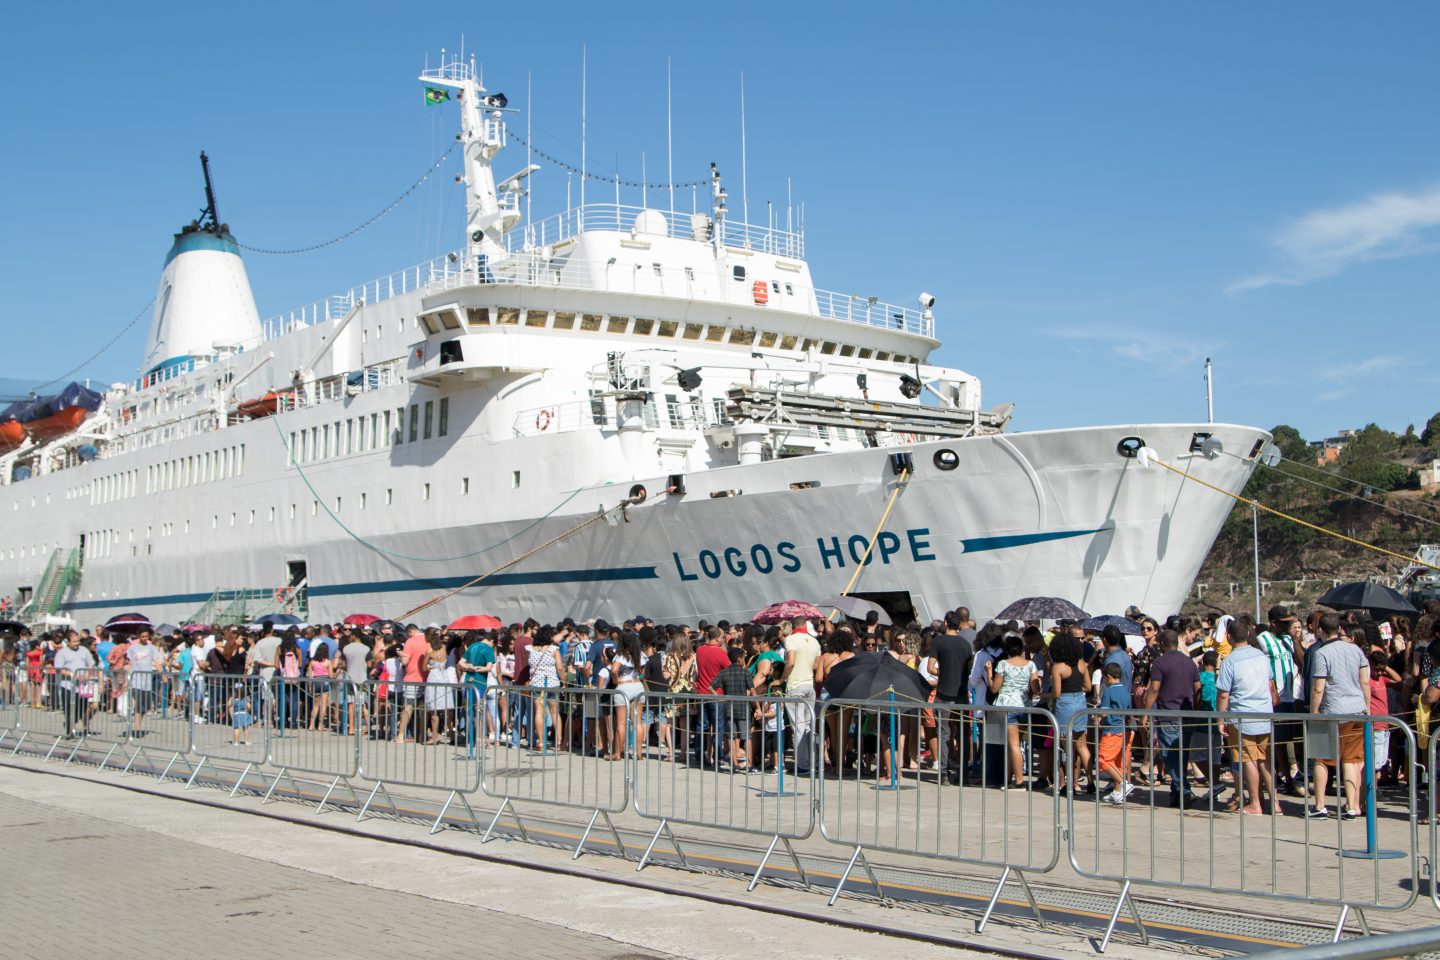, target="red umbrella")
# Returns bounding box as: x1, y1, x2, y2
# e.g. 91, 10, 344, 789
448, 614, 502, 630
753, 600, 824, 624
344, 613, 380, 626
181, 623, 215, 634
